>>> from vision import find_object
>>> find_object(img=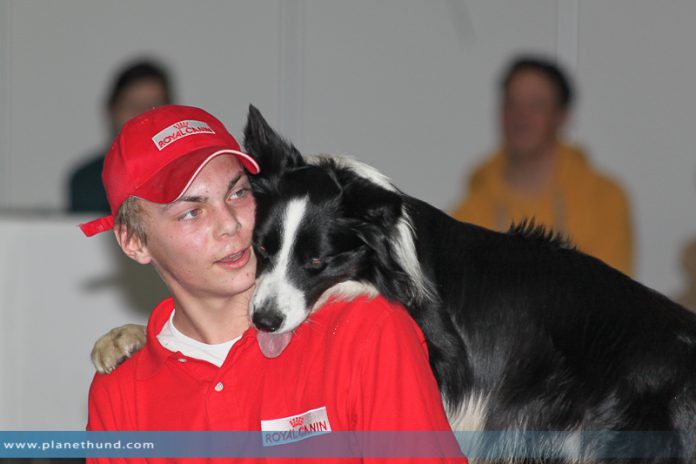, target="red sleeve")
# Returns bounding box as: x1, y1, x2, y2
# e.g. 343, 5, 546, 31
86, 373, 146, 464
87, 374, 117, 431
350, 302, 467, 463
